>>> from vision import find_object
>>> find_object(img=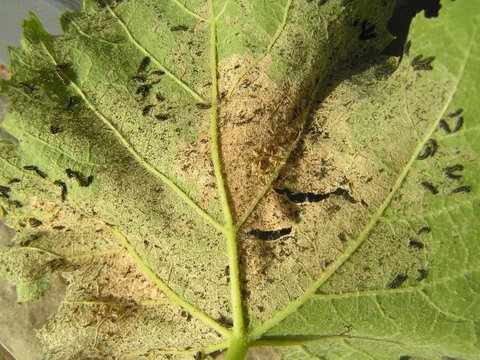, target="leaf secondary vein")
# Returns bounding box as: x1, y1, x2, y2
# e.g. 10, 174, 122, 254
419, 290, 470, 322
106, 6, 207, 104
226, 0, 293, 99
21, 128, 107, 167
236, 32, 359, 230
65, 299, 172, 307
248, 26, 477, 341
29, 13, 237, 346
252, 334, 404, 347
111, 228, 231, 337
13, 246, 122, 261
169, 0, 207, 22
39, 43, 224, 233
